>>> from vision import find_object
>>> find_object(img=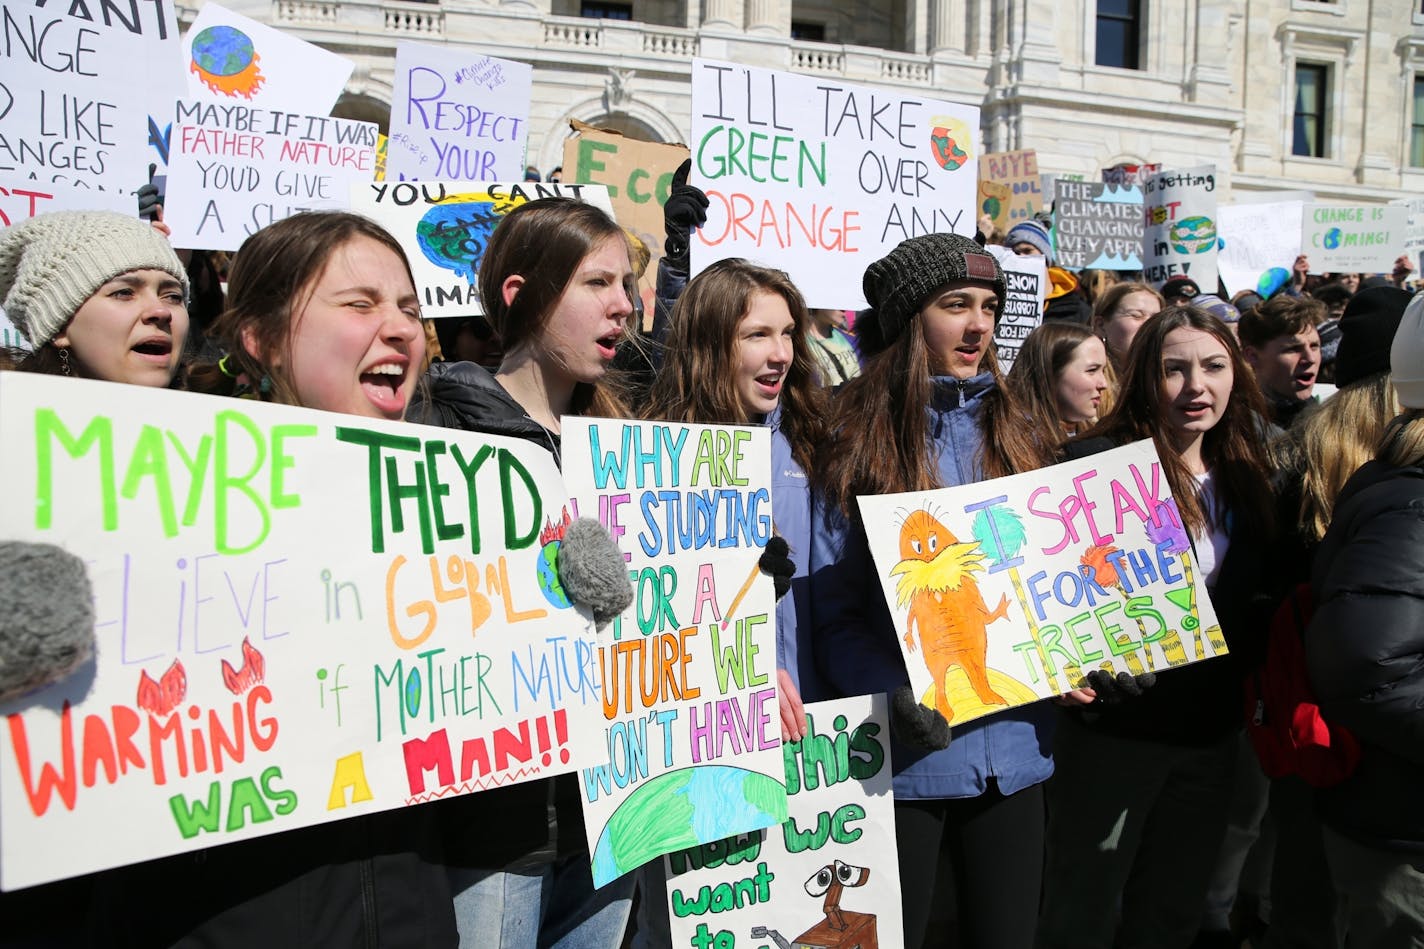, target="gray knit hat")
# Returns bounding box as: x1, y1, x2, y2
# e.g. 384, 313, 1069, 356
0, 211, 188, 347
862, 233, 1006, 344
